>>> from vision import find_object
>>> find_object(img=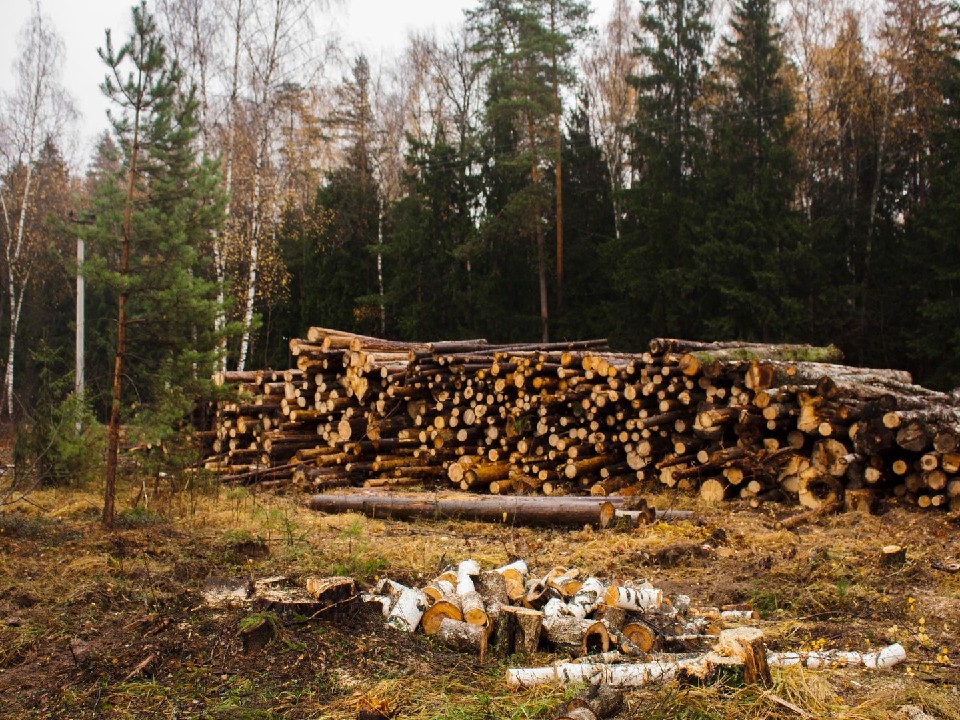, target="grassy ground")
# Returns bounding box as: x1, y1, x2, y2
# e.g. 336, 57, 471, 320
0, 476, 958, 719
